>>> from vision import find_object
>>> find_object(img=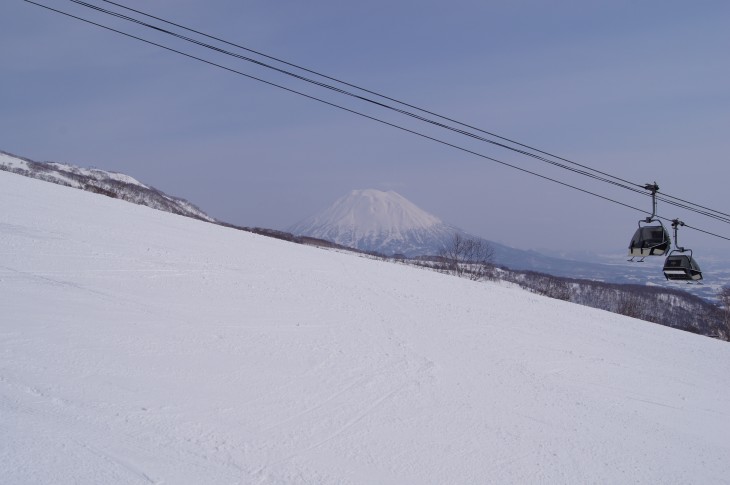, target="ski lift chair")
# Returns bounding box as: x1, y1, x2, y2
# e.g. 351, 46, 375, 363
628, 183, 670, 261
628, 223, 671, 258
662, 219, 703, 282
663, 249, 703, 281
